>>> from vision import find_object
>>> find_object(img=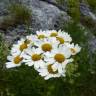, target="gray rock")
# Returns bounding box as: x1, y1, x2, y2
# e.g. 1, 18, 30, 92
3, 25, 32, 45
80, 3, 96, 21
80, 3, 90, 16
0, 0, 9, 16
22, 0, 70, 32
0, 0, 70, 44
88, 33, 96, 53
